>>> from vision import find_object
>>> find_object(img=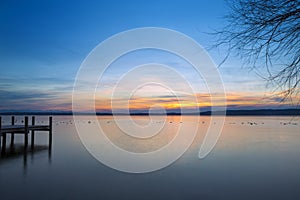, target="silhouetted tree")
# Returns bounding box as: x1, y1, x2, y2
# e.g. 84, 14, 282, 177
214, 0, 300, 99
